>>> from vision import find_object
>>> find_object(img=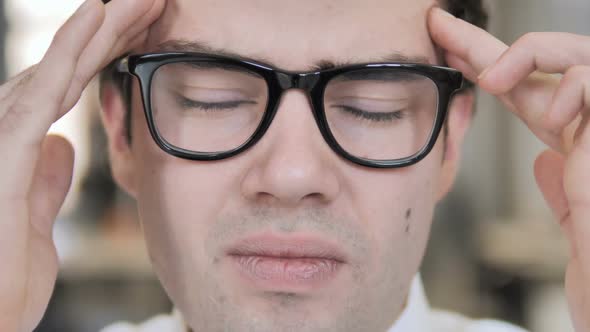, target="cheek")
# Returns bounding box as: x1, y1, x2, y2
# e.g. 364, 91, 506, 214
349, 143, 443, 275
133, 146, 243, 251
128, 89, 247, 286
133, 153, 251, 308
